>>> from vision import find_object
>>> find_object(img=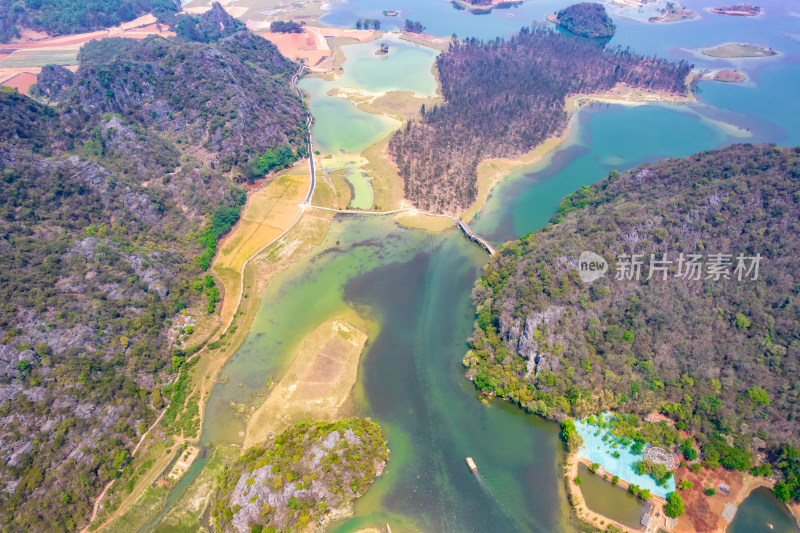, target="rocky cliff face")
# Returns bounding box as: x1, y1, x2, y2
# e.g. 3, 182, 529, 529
212, 420, 388, 532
